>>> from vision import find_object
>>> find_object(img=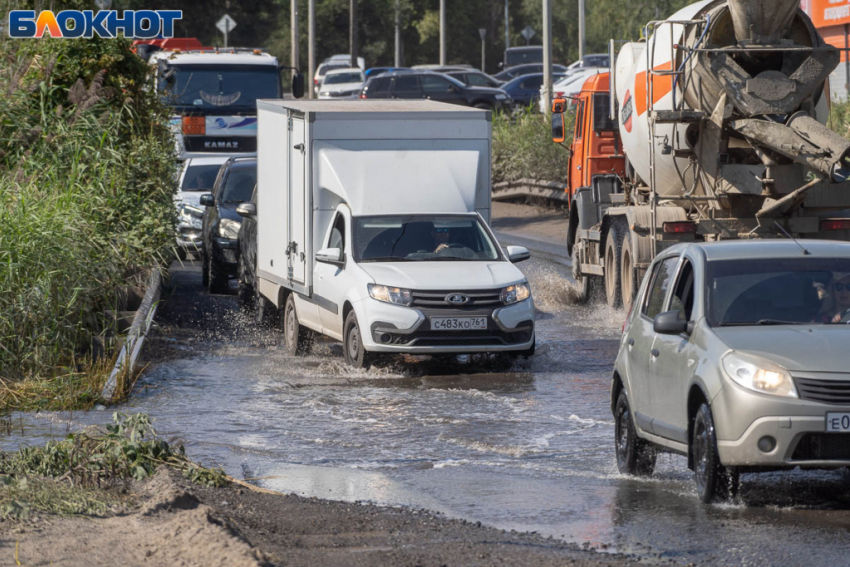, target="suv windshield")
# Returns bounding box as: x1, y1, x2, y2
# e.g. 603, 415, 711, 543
706, 258, 850, 326
220, 166, 256, 203
354, 216, 500, 263
324, 72, 362, 85
181, 164, 222, 191
159, 65, 280, 110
